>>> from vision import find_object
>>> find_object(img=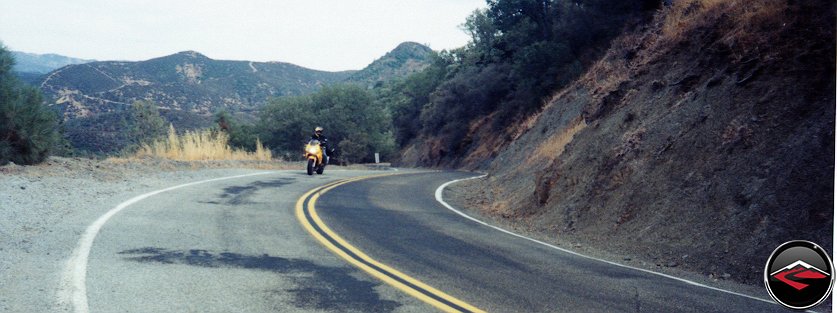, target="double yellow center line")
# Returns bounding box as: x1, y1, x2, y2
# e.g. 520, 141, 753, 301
295, 174, 486, 313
